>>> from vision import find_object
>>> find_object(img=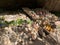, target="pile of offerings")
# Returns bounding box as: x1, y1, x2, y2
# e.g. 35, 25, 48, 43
0, 8, 60, 45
